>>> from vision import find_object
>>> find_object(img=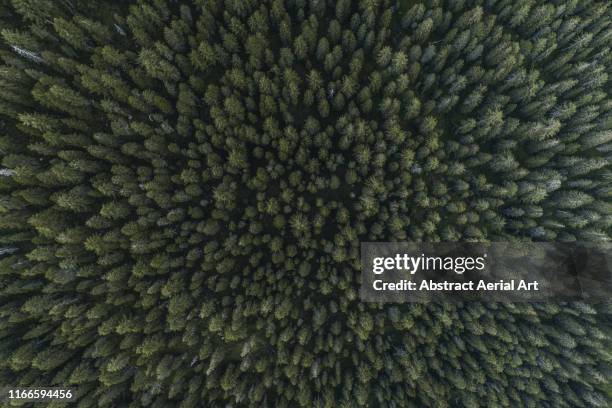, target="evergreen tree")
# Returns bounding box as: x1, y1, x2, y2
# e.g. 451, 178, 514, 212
0, 0, 609, 407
